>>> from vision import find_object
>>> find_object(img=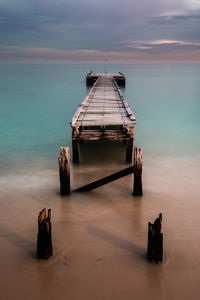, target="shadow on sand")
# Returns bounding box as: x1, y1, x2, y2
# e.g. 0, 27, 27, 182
0, 223, 36, 258
87, 225, 146, 260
